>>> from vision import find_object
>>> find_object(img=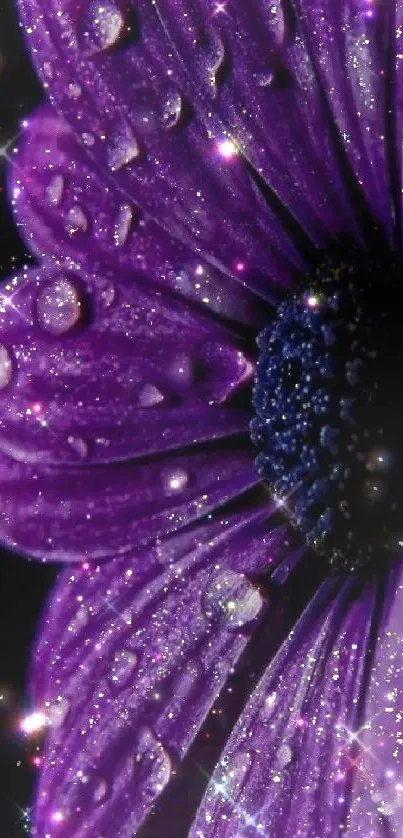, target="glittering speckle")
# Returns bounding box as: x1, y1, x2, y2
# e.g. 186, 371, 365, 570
162, 467, 189, 494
